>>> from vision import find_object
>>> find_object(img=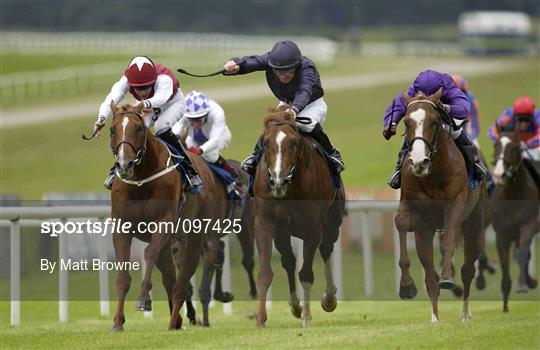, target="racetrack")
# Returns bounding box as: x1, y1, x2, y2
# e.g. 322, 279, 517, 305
0, 59, 522, 129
